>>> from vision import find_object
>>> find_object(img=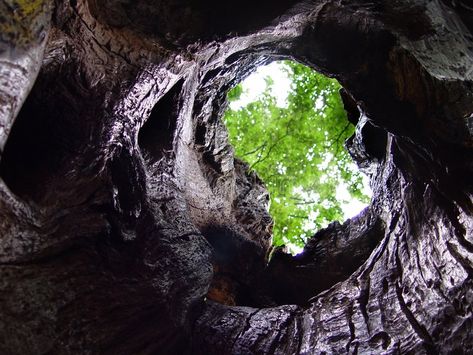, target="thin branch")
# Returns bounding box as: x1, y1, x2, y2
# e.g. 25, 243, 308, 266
241, 141, 267, 157
288, 197, 318, 205
249, 133, 289, 170
294, 201, 318, 205
326, 122, 351, 155
288, 214, 308, 219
